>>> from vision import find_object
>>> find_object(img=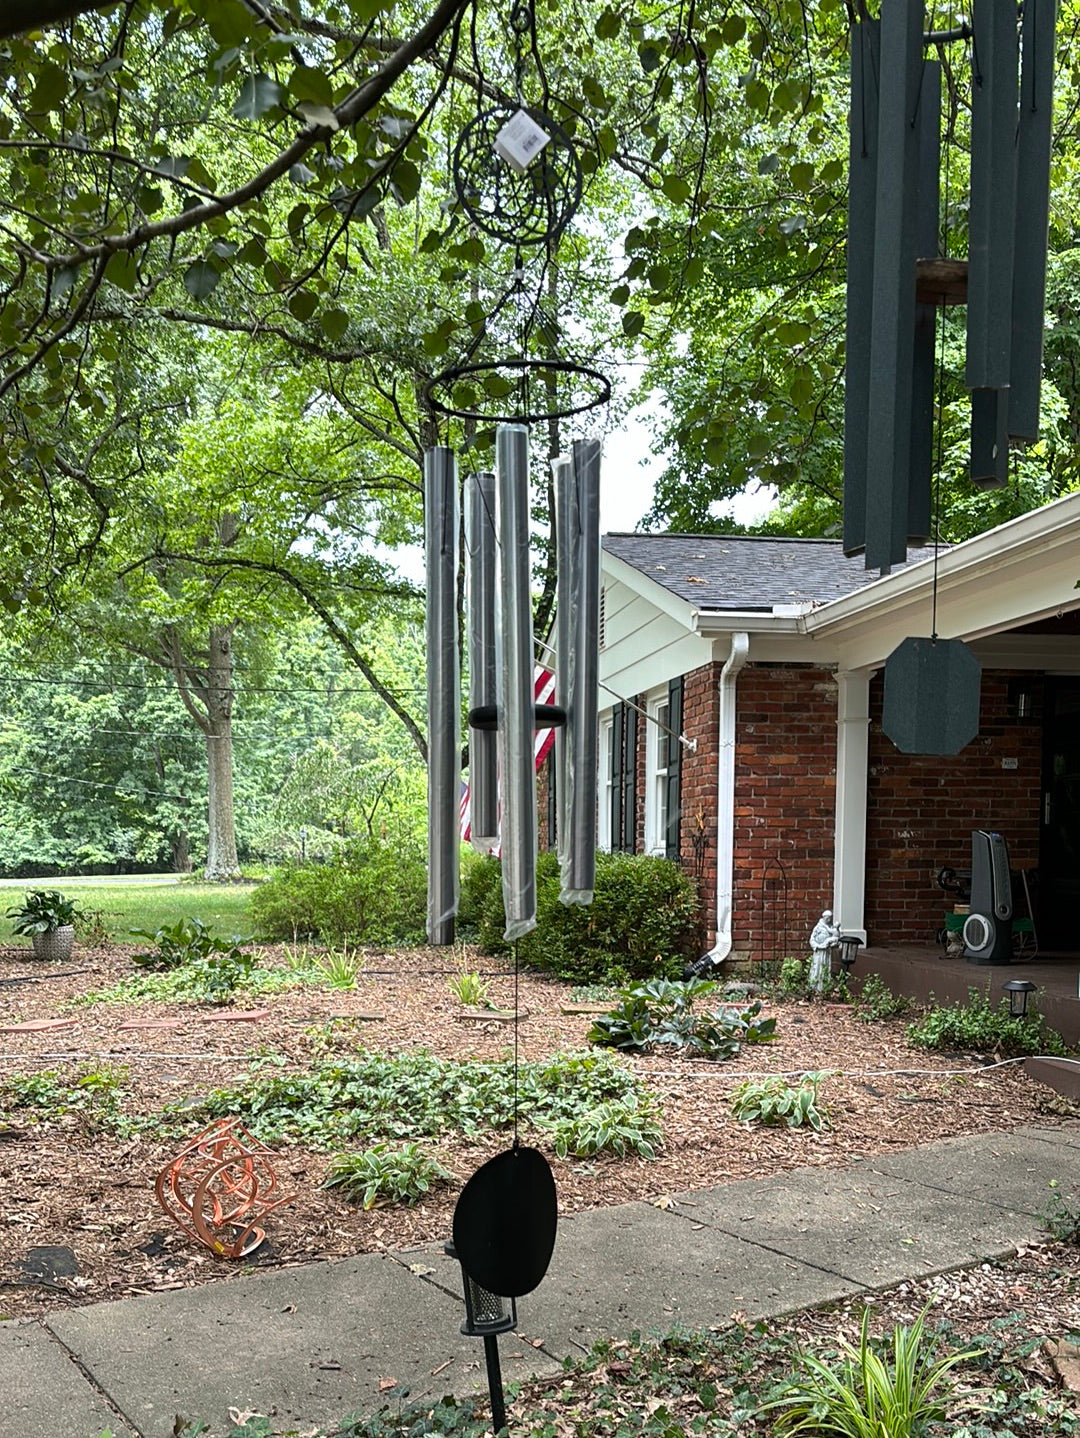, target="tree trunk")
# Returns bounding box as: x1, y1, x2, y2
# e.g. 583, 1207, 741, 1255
203, 624, 241, 881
